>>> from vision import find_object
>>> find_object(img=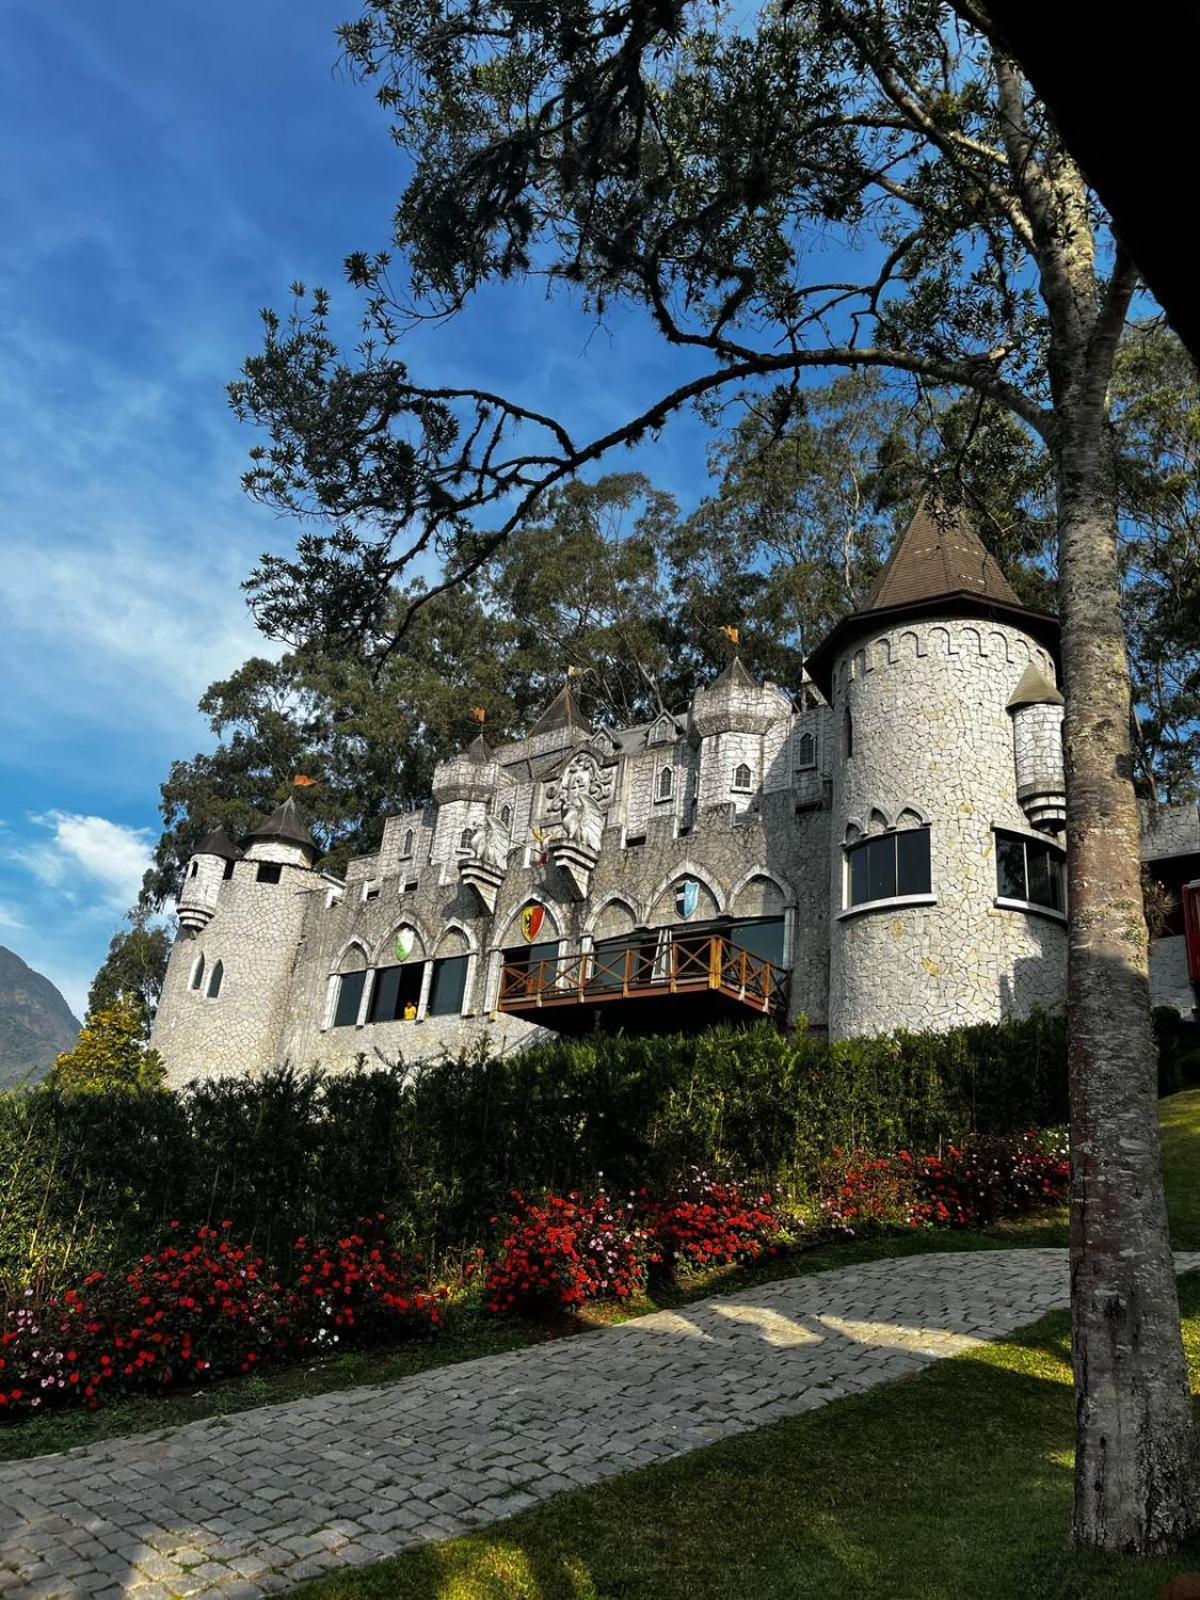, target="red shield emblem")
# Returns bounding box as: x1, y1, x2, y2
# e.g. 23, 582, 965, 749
521, 904, 545, 943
